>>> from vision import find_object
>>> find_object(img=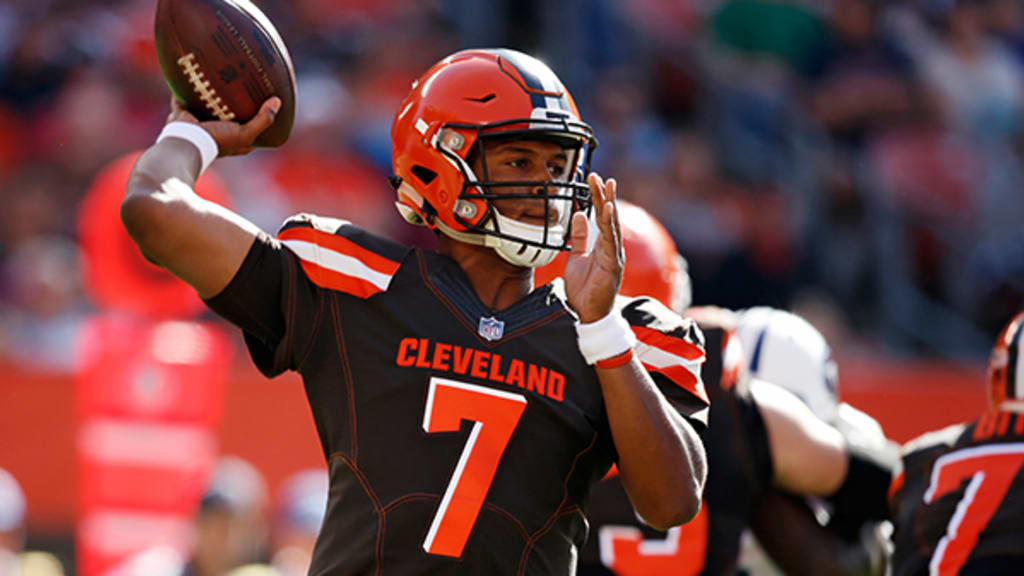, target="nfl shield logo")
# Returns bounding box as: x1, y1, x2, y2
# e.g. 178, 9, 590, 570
478, 316, 505, 341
